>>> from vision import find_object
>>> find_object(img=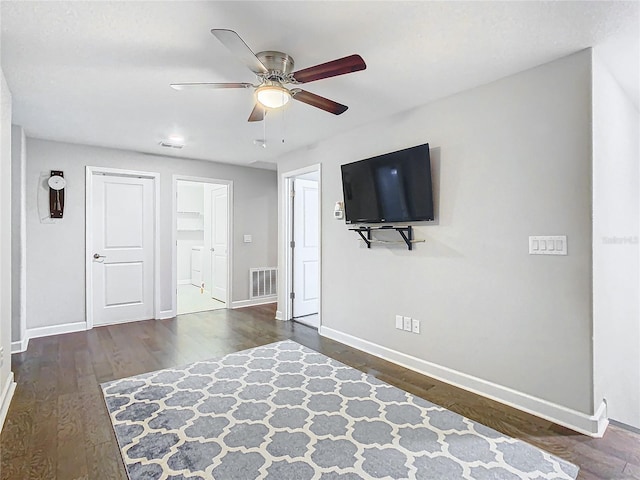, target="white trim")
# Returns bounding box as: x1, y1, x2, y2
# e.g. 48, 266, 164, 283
85, 167, 161, 329
83, 316, 153, 328
609, 419, 640, 434
85, 166, 93, 327
178, 279, 191, 285
280, 164, 322, 326
18, 128, 27, 348
231, 297, 277, 309
319, 325, 608, 437
157, 309, 175, 320
275, 310, 284, 321
0, 372, 16, 432
172, 175, 234, 319
594, 401, 609, 436
154, 172, 161, 321
10, 337, 28, 354
27, 321, 87, 340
